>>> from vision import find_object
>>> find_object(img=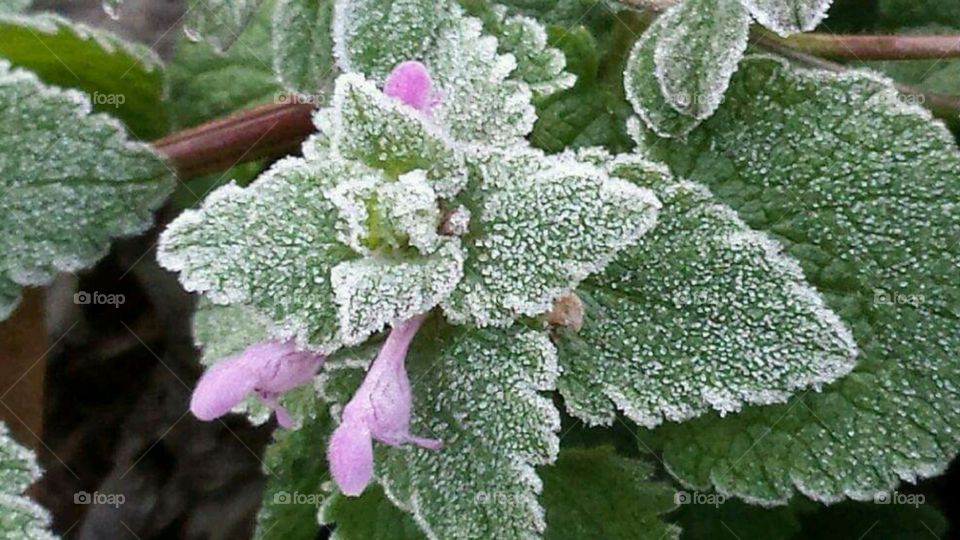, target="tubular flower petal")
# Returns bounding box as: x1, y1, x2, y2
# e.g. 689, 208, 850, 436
190, 341, 324, 428
329, 314, 442, 496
